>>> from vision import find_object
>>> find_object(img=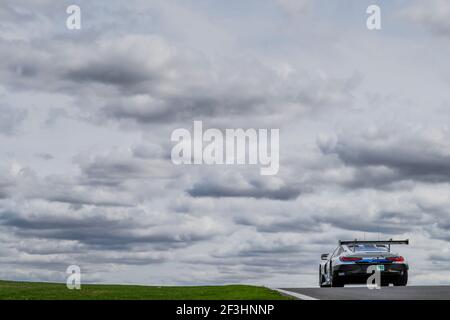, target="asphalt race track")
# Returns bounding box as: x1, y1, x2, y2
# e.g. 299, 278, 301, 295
278, 286, 450, 300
